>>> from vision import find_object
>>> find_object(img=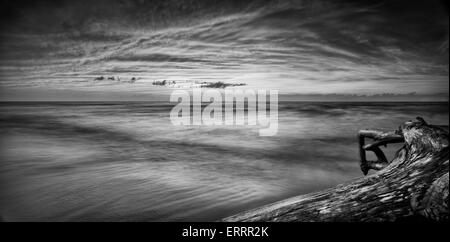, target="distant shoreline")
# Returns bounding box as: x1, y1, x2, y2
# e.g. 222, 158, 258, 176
0, 101, 448, 104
